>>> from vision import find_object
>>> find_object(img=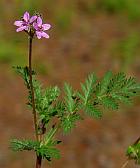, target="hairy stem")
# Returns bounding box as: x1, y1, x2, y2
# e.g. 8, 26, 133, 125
28, 36, 42, 168
28, 36, 38, 141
